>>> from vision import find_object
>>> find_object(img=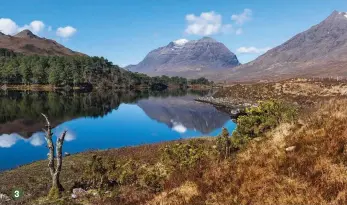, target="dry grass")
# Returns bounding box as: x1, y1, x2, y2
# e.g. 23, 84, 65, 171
215, 80, 347, 108
198, 99, 347, 205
